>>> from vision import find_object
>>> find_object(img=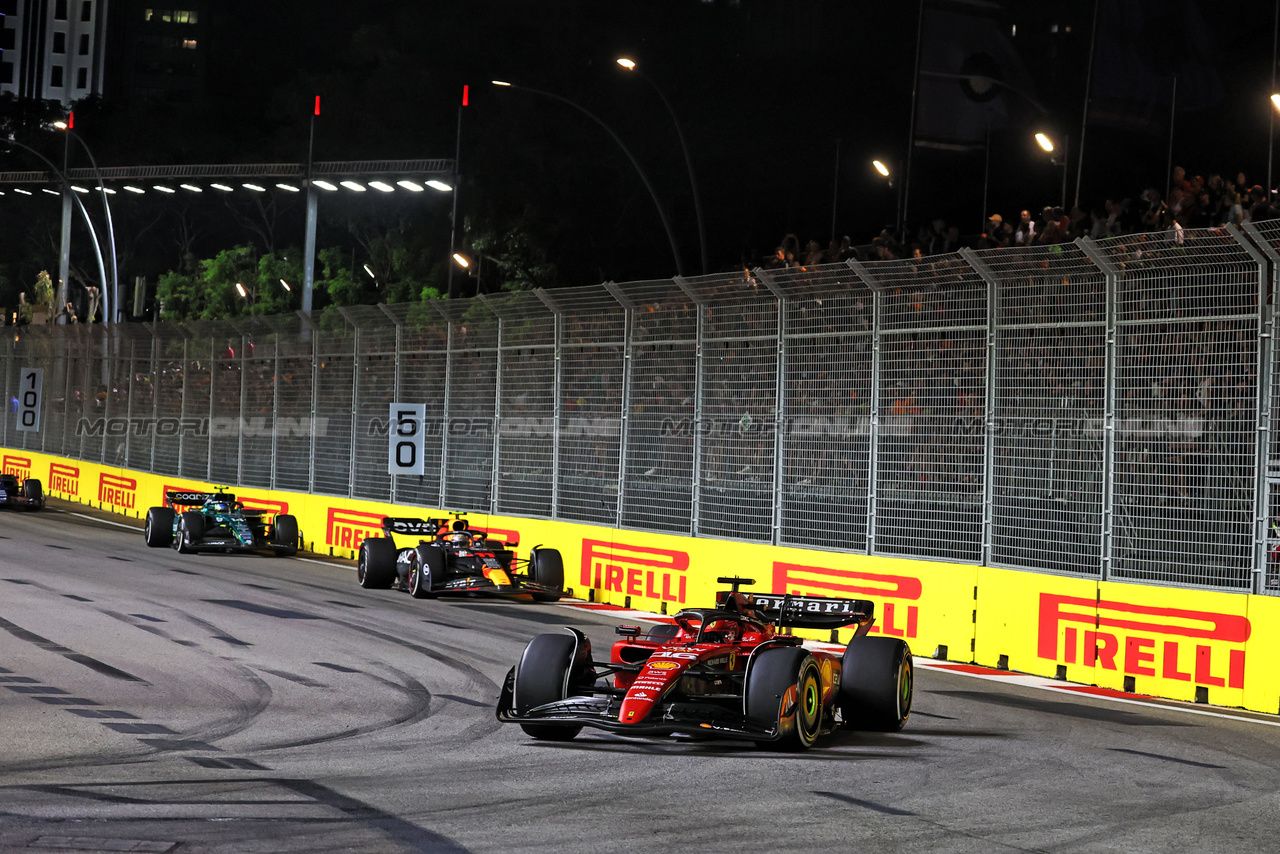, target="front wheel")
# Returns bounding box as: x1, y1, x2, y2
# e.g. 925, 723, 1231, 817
357, 538, 397, 589
514, 633, 586, 741
745, 647, 823, 751
144, 507, 175, 548
408, 546, 443, 599
529, 547, 564, 603
840, 637, 913, 732
272, 514, 298, 556
174, 511, 204, 554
